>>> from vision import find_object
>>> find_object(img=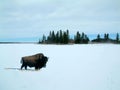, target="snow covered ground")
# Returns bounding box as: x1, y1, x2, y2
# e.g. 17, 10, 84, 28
0, 44, 120, 90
